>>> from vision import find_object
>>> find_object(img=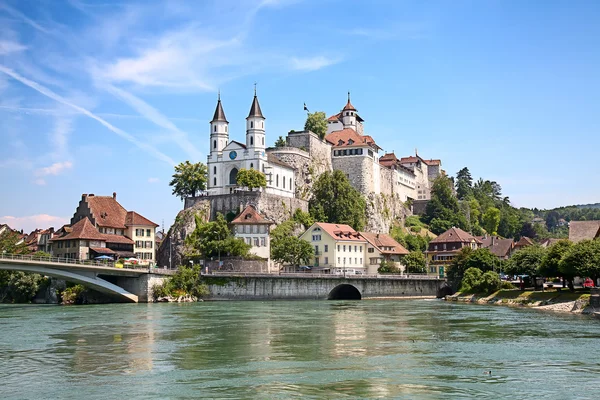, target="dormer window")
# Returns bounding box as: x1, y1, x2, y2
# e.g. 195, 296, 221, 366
348, 139, 354, 145
338, 139, 344, 146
